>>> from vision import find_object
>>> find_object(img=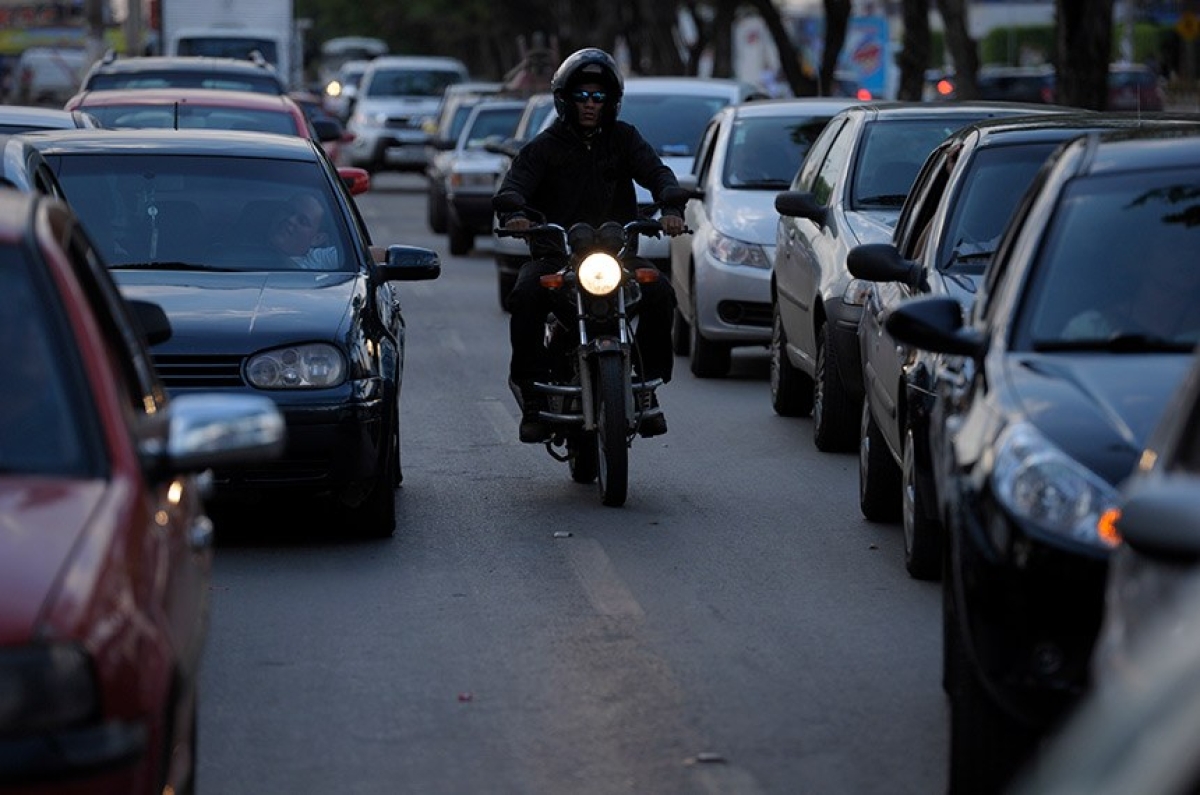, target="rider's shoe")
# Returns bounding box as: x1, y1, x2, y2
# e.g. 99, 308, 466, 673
637, 391, 667, 438
511, 379, 551, 444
